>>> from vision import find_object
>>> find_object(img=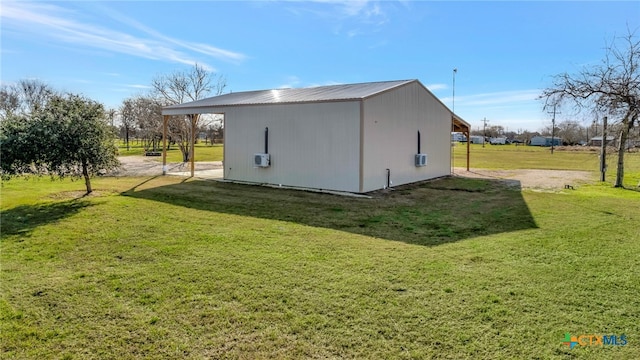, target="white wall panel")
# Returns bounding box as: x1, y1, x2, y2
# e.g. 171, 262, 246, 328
362, 82, 451, 192
224, 102, 361, 192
